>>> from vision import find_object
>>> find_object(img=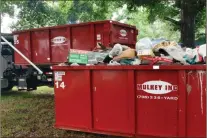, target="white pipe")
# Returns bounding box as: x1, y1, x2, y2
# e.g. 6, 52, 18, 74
1, 42, 8, 45
1, 36, 43, 74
